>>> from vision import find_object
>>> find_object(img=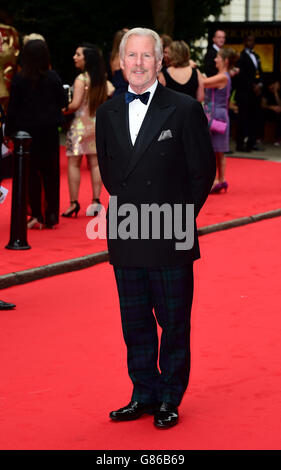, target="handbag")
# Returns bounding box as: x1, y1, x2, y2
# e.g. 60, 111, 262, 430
205, 88, 227, 135
209, 118, 227, 134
